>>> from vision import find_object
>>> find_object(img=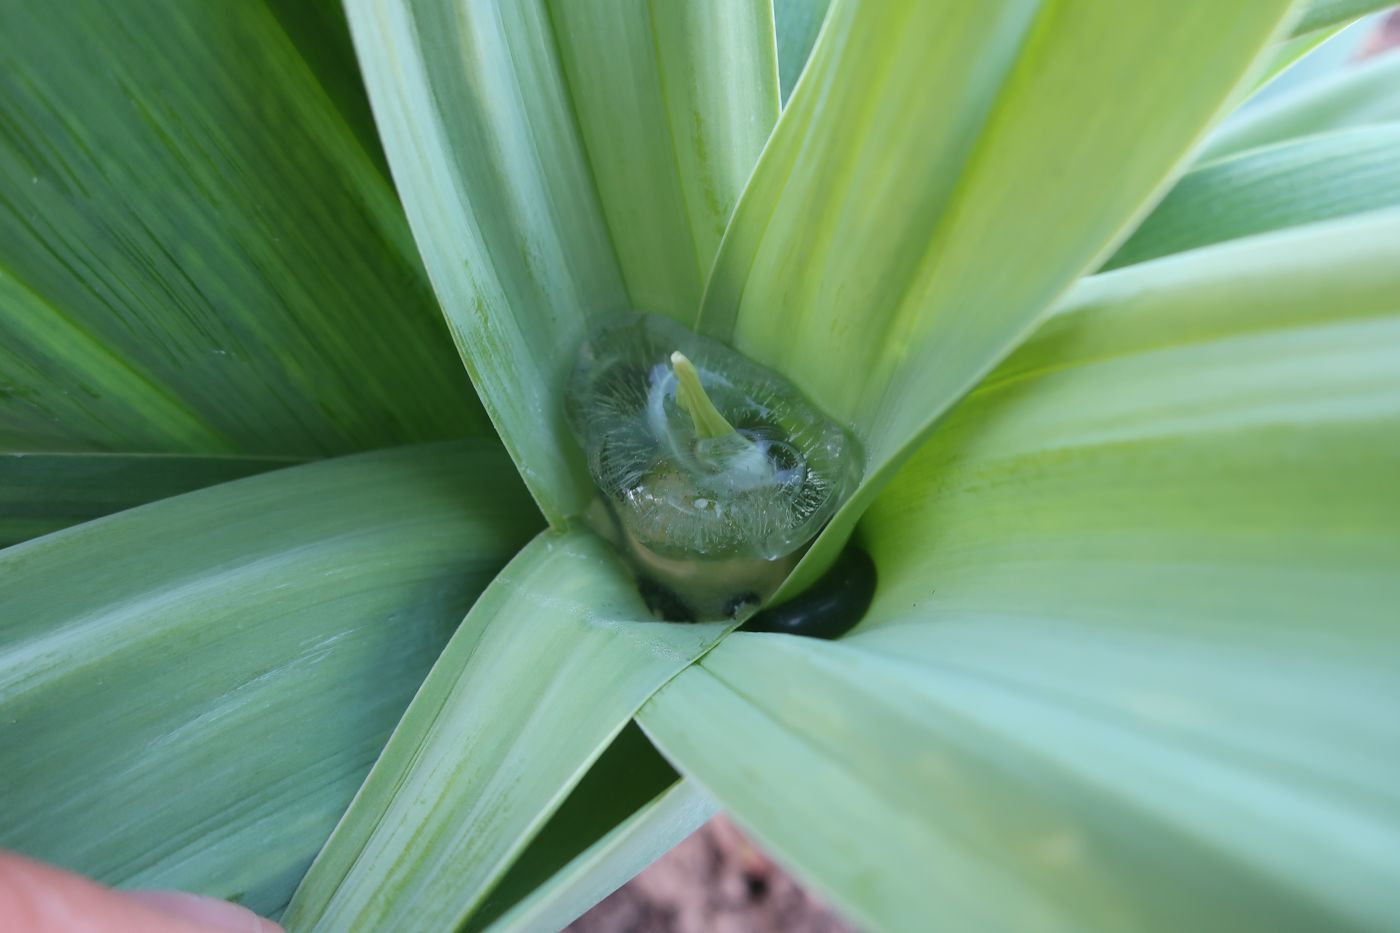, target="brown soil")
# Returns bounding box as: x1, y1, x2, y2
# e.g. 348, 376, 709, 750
568, 816, 856, 933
